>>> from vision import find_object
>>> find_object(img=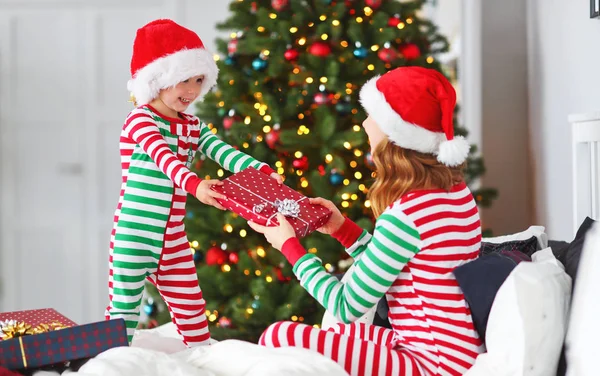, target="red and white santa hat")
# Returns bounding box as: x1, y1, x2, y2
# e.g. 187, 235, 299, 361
359, 66, 470, 167
127, 19, 219, 105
